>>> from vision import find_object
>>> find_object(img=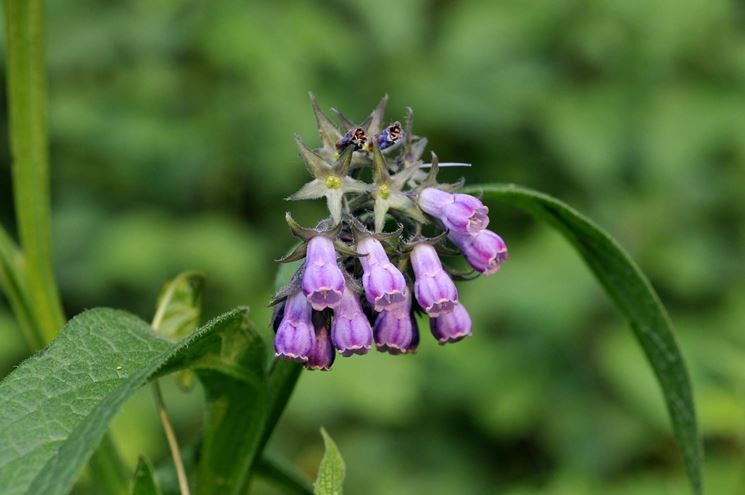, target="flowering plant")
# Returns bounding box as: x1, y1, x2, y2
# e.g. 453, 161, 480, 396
0, 9, 701, 489
271, 96, 509, 369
